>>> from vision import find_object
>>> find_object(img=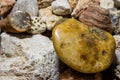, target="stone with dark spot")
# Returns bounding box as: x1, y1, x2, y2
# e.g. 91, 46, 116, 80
52, 18, 116, 73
